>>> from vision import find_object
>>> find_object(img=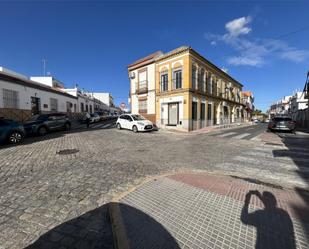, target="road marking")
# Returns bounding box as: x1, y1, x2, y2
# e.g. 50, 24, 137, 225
91, 123, 104, 128
246, 127, 255, 130
217, 132, 237, 138
250, 136, 261, 141
233, 133, 251, 139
